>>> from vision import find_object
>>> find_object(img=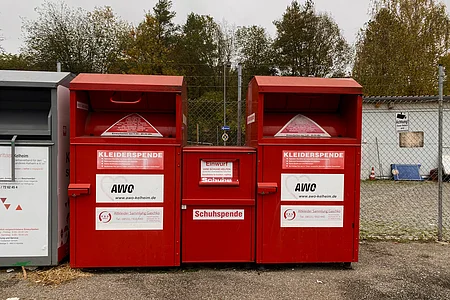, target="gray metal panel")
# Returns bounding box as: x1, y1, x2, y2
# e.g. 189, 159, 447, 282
0, 70, 74, 88
50, 88, 58, 265
0, 145, 53, 267
0, 85, 52, 136
0, 110, 51, 136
